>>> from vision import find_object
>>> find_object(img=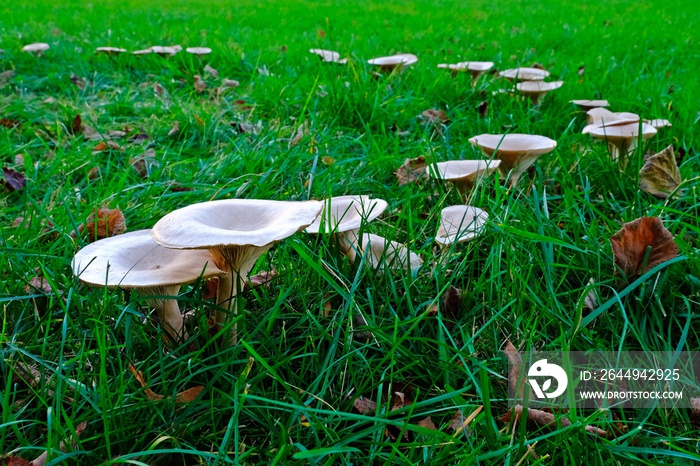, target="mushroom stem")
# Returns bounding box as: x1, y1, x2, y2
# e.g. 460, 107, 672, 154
141, 285, 187, 343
